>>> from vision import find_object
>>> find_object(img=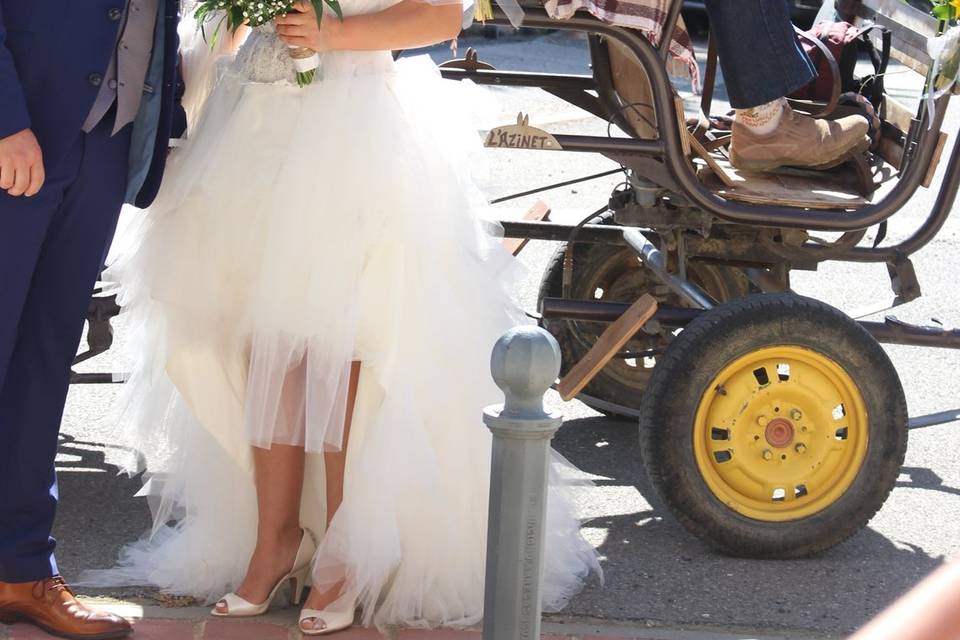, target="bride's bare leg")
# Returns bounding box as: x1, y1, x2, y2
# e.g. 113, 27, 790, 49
215, 363, 308, 612
214, 443, 306, 611
302, 361, 361, 615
